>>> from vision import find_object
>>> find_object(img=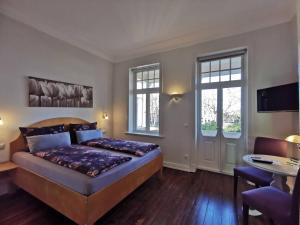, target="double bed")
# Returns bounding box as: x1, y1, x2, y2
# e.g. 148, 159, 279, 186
10, 117, 163, 225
